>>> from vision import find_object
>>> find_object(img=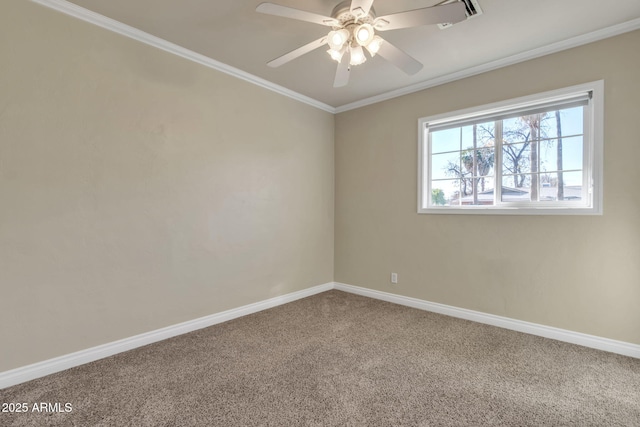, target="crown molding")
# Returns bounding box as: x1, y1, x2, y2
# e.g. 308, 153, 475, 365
335, 17, 640, 113
30, 1, 640, 115
30, 0, 336, 114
